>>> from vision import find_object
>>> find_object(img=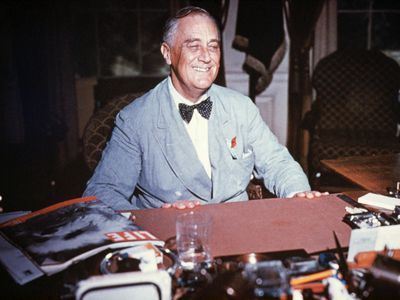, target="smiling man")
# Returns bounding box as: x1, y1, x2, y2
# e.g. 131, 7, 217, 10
83, 6, 327, 211
160, 9, 221, 101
